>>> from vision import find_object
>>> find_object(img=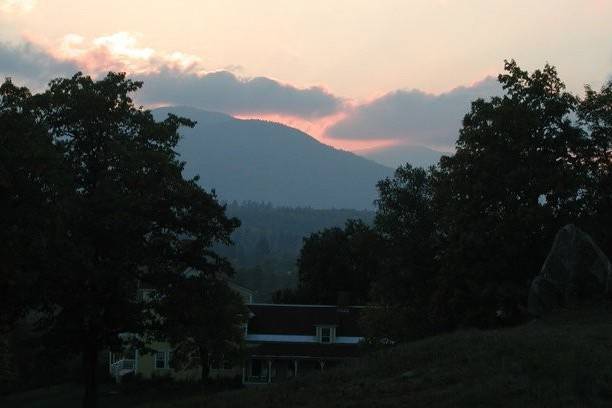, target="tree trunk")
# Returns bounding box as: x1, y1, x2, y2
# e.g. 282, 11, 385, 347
199, 346, 209, 384
82, 344, 98, 408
